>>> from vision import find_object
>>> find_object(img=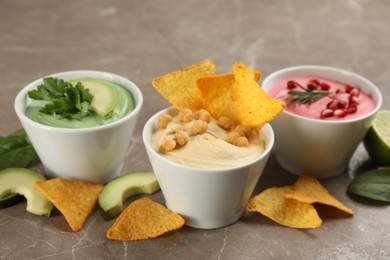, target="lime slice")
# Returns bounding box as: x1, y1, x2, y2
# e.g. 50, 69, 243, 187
363, 110, 390, 166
